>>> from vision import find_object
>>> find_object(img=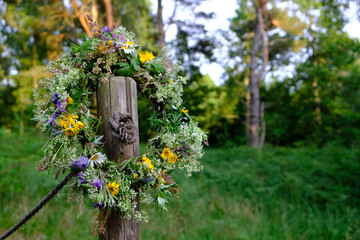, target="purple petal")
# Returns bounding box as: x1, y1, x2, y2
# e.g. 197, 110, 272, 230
71, 156, 89, 170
